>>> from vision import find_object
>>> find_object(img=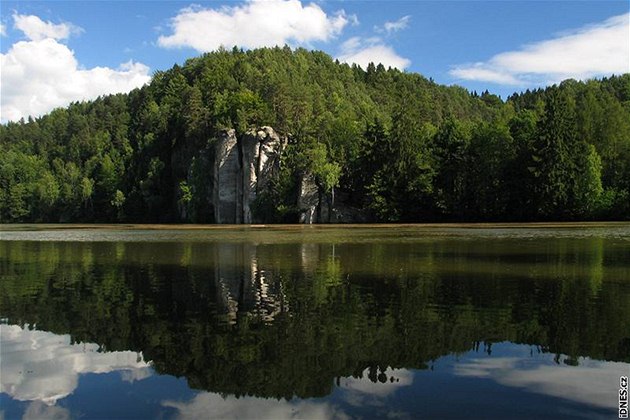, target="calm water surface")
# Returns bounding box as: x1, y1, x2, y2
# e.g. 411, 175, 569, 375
1, 224, 629, 419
